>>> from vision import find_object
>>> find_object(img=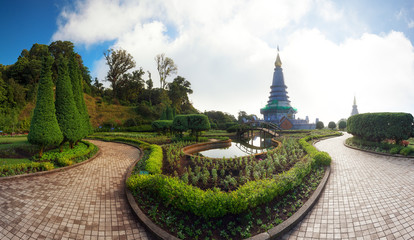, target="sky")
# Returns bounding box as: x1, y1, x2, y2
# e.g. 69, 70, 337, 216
1, 0, 414, 124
